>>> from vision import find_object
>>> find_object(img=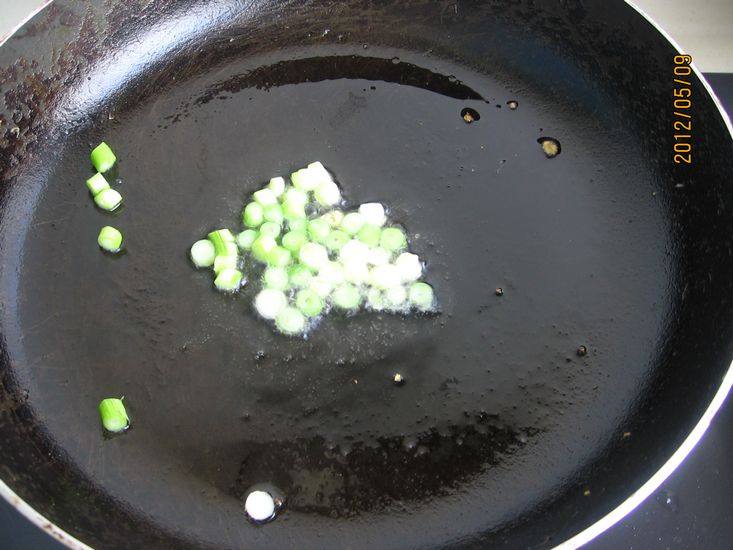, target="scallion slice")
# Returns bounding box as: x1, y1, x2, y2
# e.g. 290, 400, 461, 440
266, 246, 292, 267
275, 306, 307, 334
251, 234, 277, 263
332, 283, 362, 310
287, 218, 308, 232
190, 239, 215, 267
341, 212, 365, 235
370, 264, 402, 289
357, 224, 381, 247
213, 254, 238, 274
208, 229, 236, 256
243, 202, 264, 228
94, 188, 123, 211
90, 142, 117, 173
299, 242, 329, 270
324, 229, 349, 252
236, 230, 258, 251
409, 281, 434, 310
255, 288, 288, 319
307, 218, 331, 243
296, 289, 325, 317
288, 265, 313, 288
97, 226, 123, 253
282, 230, 308, 253
395, 252, 423, 282
358, 202, 386, 227
384, 285, 408, 309
321, 210, 344, 227
314, 180, 341, 207
259, 221, 281, 238
98, 397, 129, 432
263, 266, 289, 290
86, 173, 110, 196
253, 188, 278, 206
214, 268, 243, 291
268, 177, 286, 197
263, 204, 284, 225
380, 227, 407, 252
